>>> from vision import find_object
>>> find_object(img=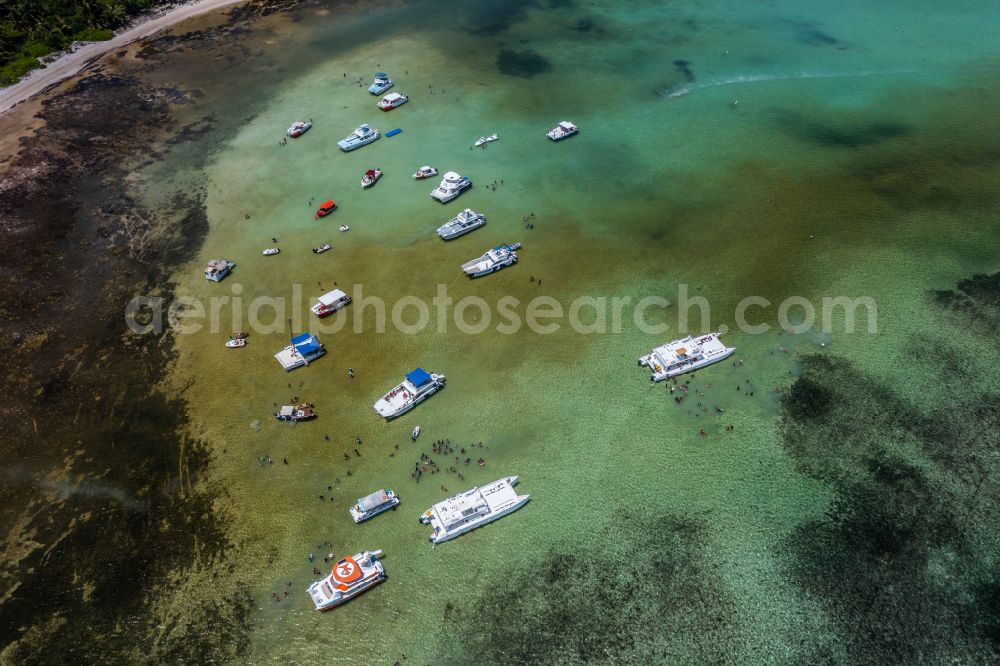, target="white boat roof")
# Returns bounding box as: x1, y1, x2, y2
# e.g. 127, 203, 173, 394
442, 171, 462, 181
558, 121, 576, 129
318, 289, 348, 306
357, 489, 391, 512
651, 334, 727, 364
279, 406, 295, 416
383, 92, 404, 101
433, 483, 518, 526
